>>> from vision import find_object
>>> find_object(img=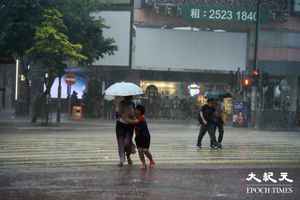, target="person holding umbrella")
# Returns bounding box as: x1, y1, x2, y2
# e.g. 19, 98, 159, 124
116, 96, 136, 167
104, 82, 144, 167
